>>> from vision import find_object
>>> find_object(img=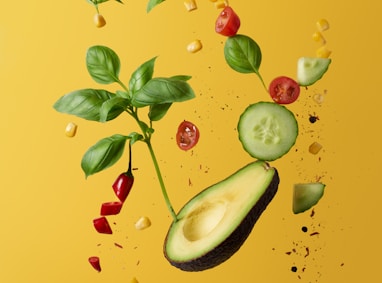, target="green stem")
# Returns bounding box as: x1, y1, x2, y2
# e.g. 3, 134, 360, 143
146, 141, 178, 222
130, 110, 177, 222
256, 71, 268, 92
